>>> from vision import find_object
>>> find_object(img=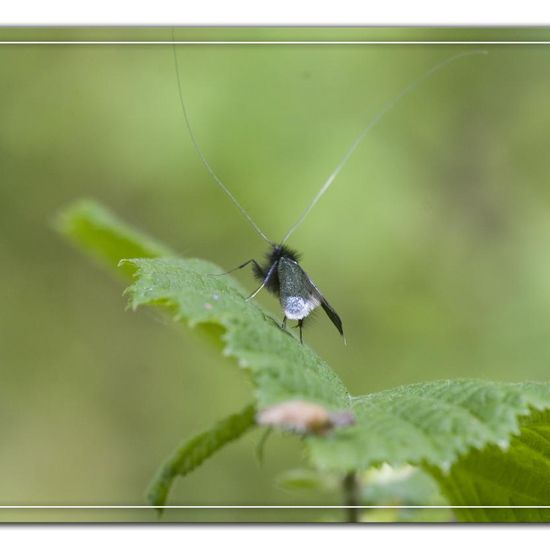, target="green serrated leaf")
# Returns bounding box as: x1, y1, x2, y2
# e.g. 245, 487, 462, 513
123, 257, 351, 410
55, 199, 174, 276
432, 406, 550, 522
307, 379, 550, 472
57, 200, 550, 515
123, 258, 550, 477
148, 403, 257, 509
